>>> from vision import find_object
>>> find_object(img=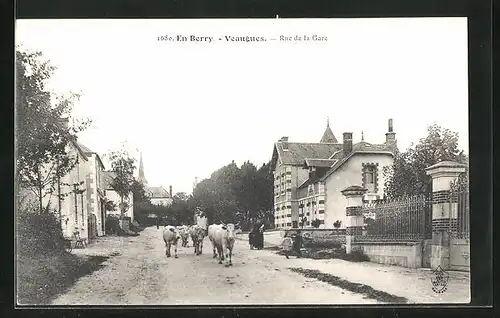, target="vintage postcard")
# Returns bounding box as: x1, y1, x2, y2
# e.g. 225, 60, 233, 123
15, 17, 470, 306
